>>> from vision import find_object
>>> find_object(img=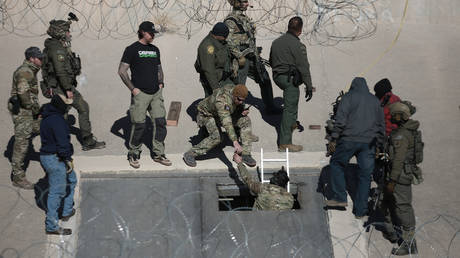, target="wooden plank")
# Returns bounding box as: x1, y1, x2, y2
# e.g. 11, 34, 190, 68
166, 101, 182, 126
